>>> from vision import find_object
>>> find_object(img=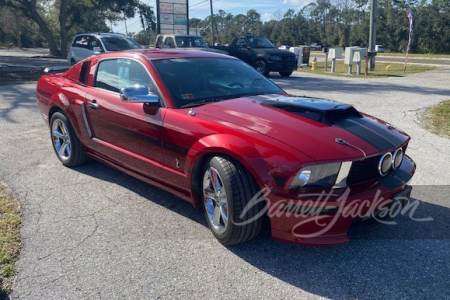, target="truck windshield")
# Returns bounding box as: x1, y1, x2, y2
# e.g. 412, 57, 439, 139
248, 37, 275, 49
152, 58, 284, 108
101, 37, 142, 51
175, 37, 207, 48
